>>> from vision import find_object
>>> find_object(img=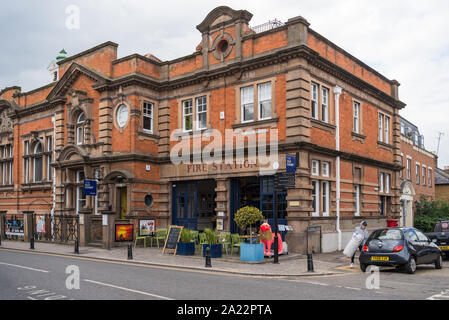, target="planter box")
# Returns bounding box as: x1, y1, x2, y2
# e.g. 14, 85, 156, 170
240, 243, 264, 262
177, 242, 195, 256
202, 244, 222, 258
